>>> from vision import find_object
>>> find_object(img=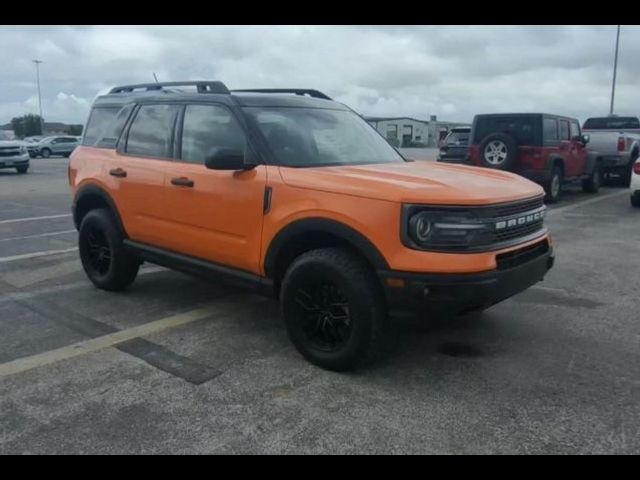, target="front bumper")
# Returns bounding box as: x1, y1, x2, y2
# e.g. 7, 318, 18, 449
379, 239, 554, 315
0, 155, 30, 169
